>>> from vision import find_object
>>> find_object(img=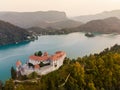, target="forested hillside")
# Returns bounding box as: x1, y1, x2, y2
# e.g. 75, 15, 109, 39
0, 20, 33, 46
2, 44, 120, 90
